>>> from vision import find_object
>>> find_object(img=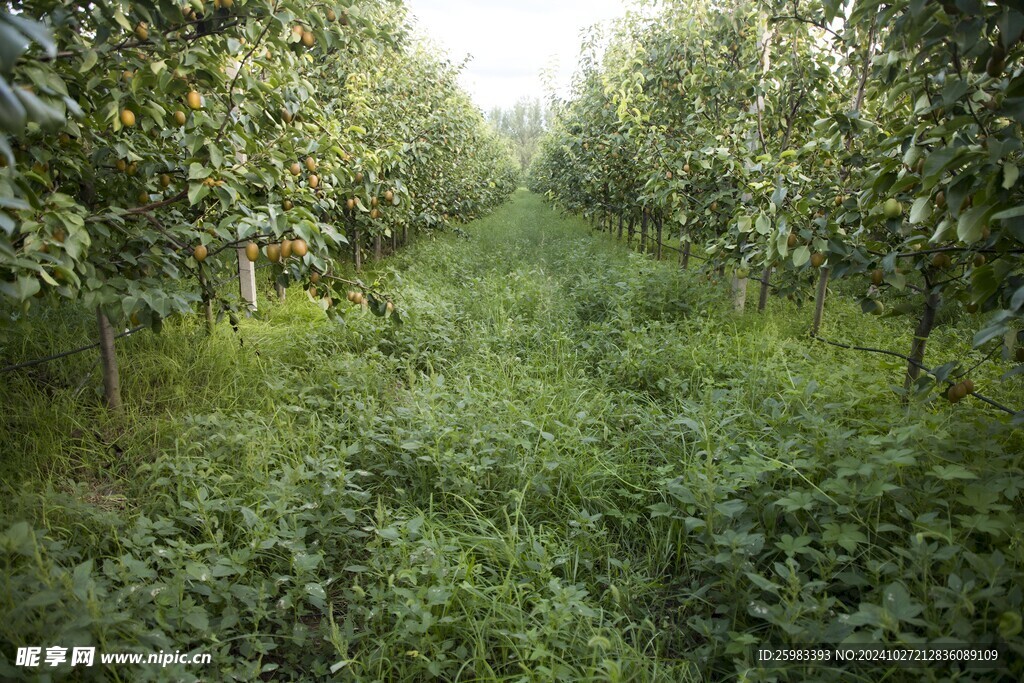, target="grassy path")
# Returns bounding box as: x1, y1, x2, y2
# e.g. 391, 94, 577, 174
1, 190, 1021, 681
